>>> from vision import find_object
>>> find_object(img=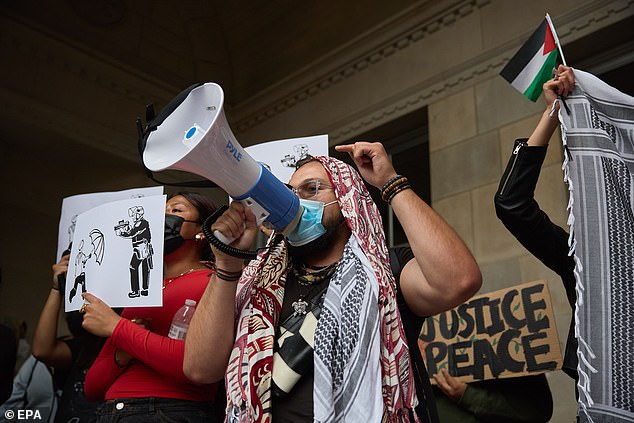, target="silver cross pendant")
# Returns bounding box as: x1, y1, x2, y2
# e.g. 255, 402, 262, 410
292, 298, 308, 316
